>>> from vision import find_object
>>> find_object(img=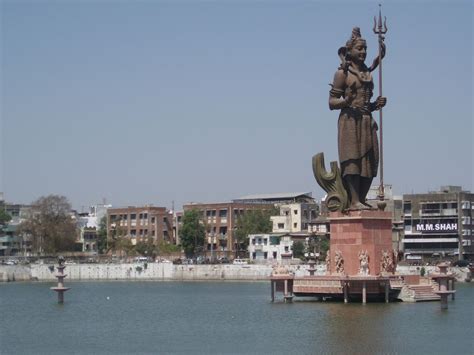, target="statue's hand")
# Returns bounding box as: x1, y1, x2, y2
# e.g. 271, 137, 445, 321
380, 41, 386, 58
344, 90, 357, 107
375, 96, 387, 110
